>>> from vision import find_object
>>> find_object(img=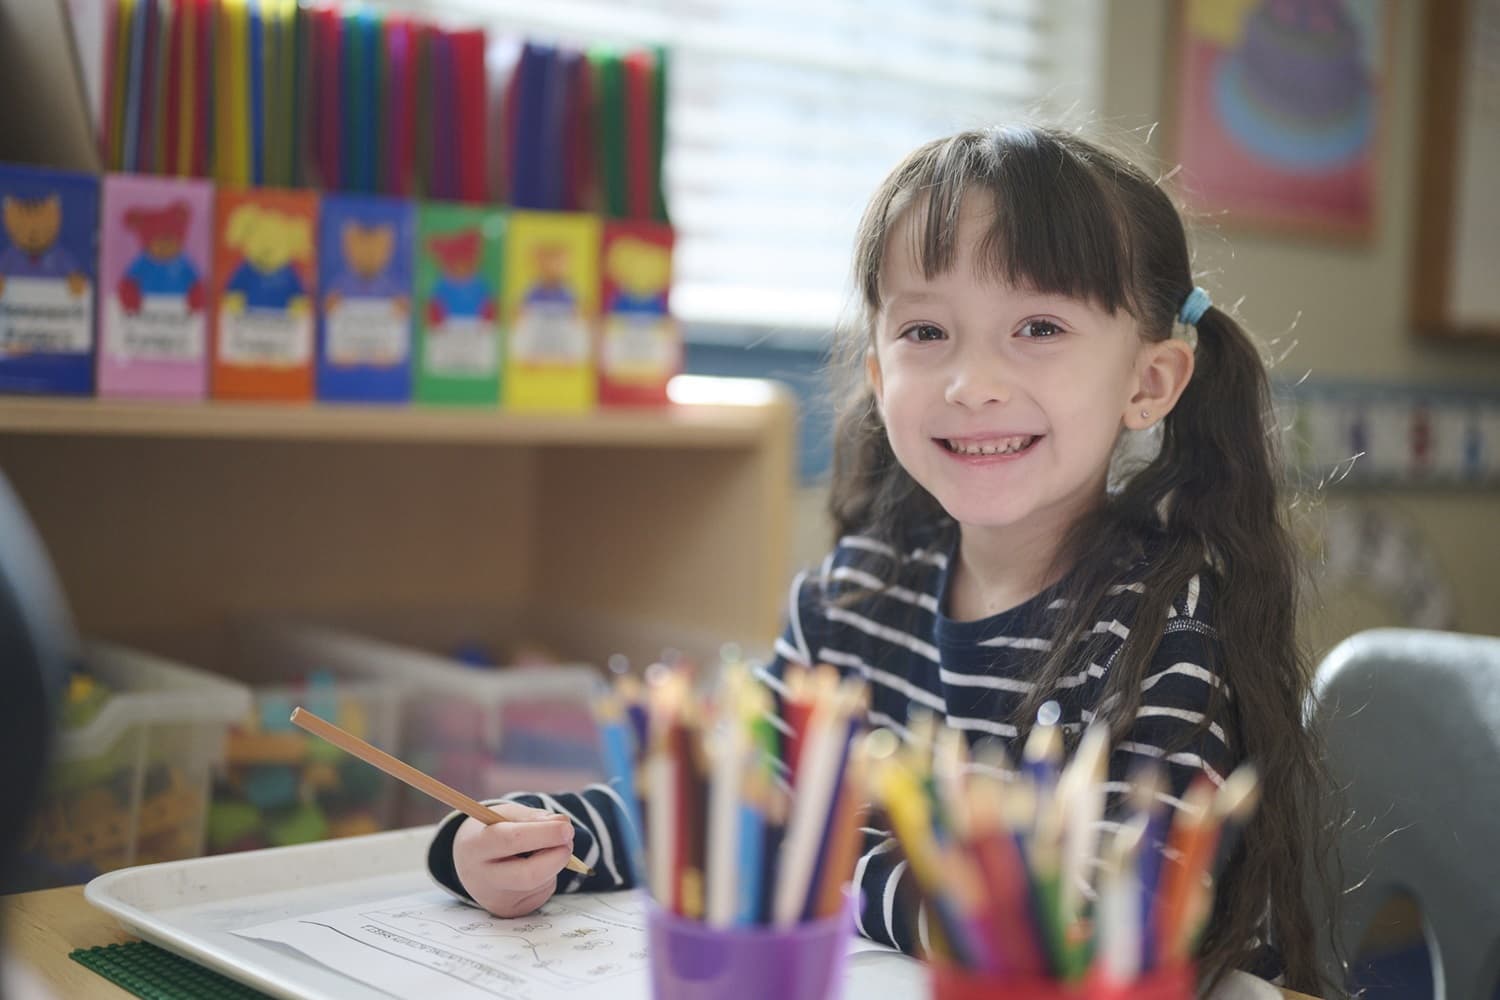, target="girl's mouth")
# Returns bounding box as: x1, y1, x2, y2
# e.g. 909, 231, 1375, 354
940, 435, 1040, 457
